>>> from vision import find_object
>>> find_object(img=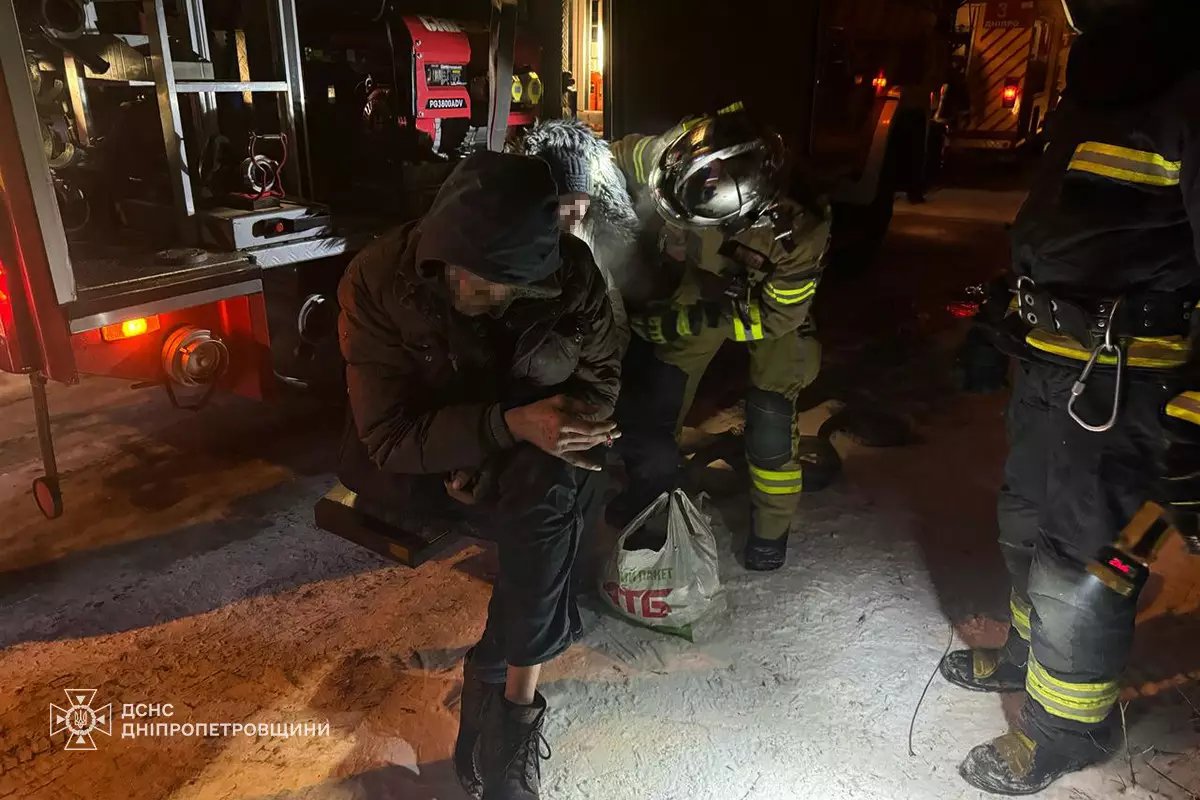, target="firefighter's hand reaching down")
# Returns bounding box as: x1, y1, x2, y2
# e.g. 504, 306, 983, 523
504, 394, 620, 471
